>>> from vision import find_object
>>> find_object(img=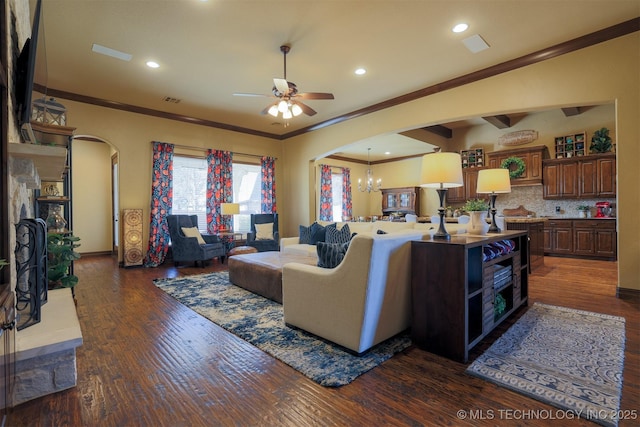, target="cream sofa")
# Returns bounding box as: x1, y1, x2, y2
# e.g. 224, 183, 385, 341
280, 220, 467, 257
282, 230, 428, 354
